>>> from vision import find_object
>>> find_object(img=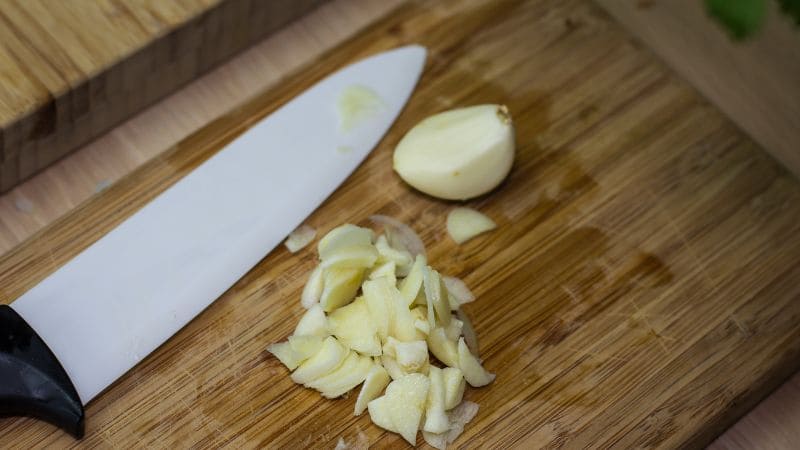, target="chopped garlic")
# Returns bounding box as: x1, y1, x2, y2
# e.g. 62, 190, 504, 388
355, 364, 390, 415
269, 221, 494, 446
284, 224, 317, 253
301, 266, 324, 309
446, 207, 496, 244
458, 338, 495, 387
443, 276, 475, 306
456, 309, 479, 356
294, 305, 328, 338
